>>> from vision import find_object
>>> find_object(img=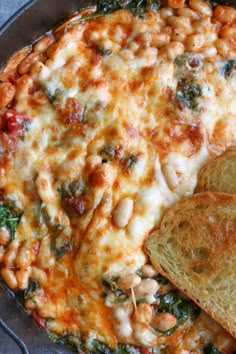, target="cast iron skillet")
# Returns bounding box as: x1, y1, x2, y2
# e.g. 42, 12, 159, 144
0, 1, 96, 352
1, 0, 236, 353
